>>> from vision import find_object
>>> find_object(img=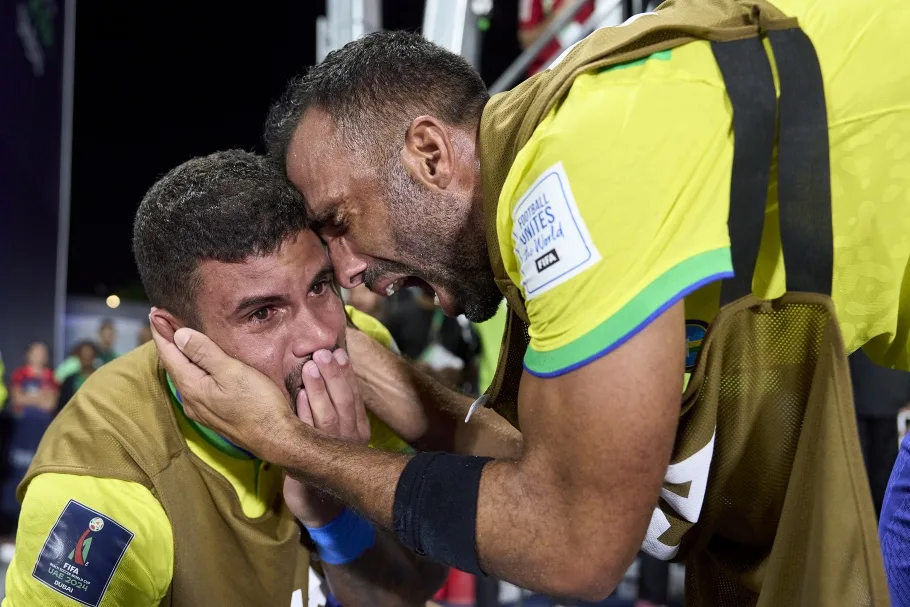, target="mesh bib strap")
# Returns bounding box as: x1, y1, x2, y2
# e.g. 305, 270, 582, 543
710, 37, 778, 305
767, 27, 834, 295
